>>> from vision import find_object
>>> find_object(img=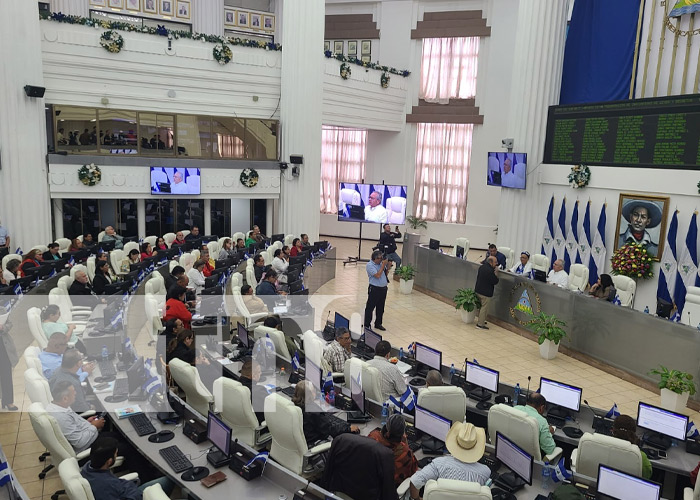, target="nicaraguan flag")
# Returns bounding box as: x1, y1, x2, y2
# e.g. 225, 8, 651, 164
472, 358, 479, 365
291, 352, 301, 371
550, 457, 573, 483
657, 211, 679, 307
612, 295, 622, 306
541, 196, 555, 266
13, 284, 22, 297
589, 204, 607, 285
605, 403, 620, 419
389, 386, 416, 412
68, 255, 75, 266
15, 248, 22, 256
322, 371, 334, 395
125, 337, 132, 353
264, 334, 276, 354
109, 309, 123, 329
142, 375, 162, 395
674, 212, 699, 317
564, 200, 580, 272
687, 420, 699, 439
48, 268, 57, 278
245, 451, 269, 468
0, 460, 10, 487
581, 201, 593, 284
670, 310, 682, 322
552, 198, 567, 268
